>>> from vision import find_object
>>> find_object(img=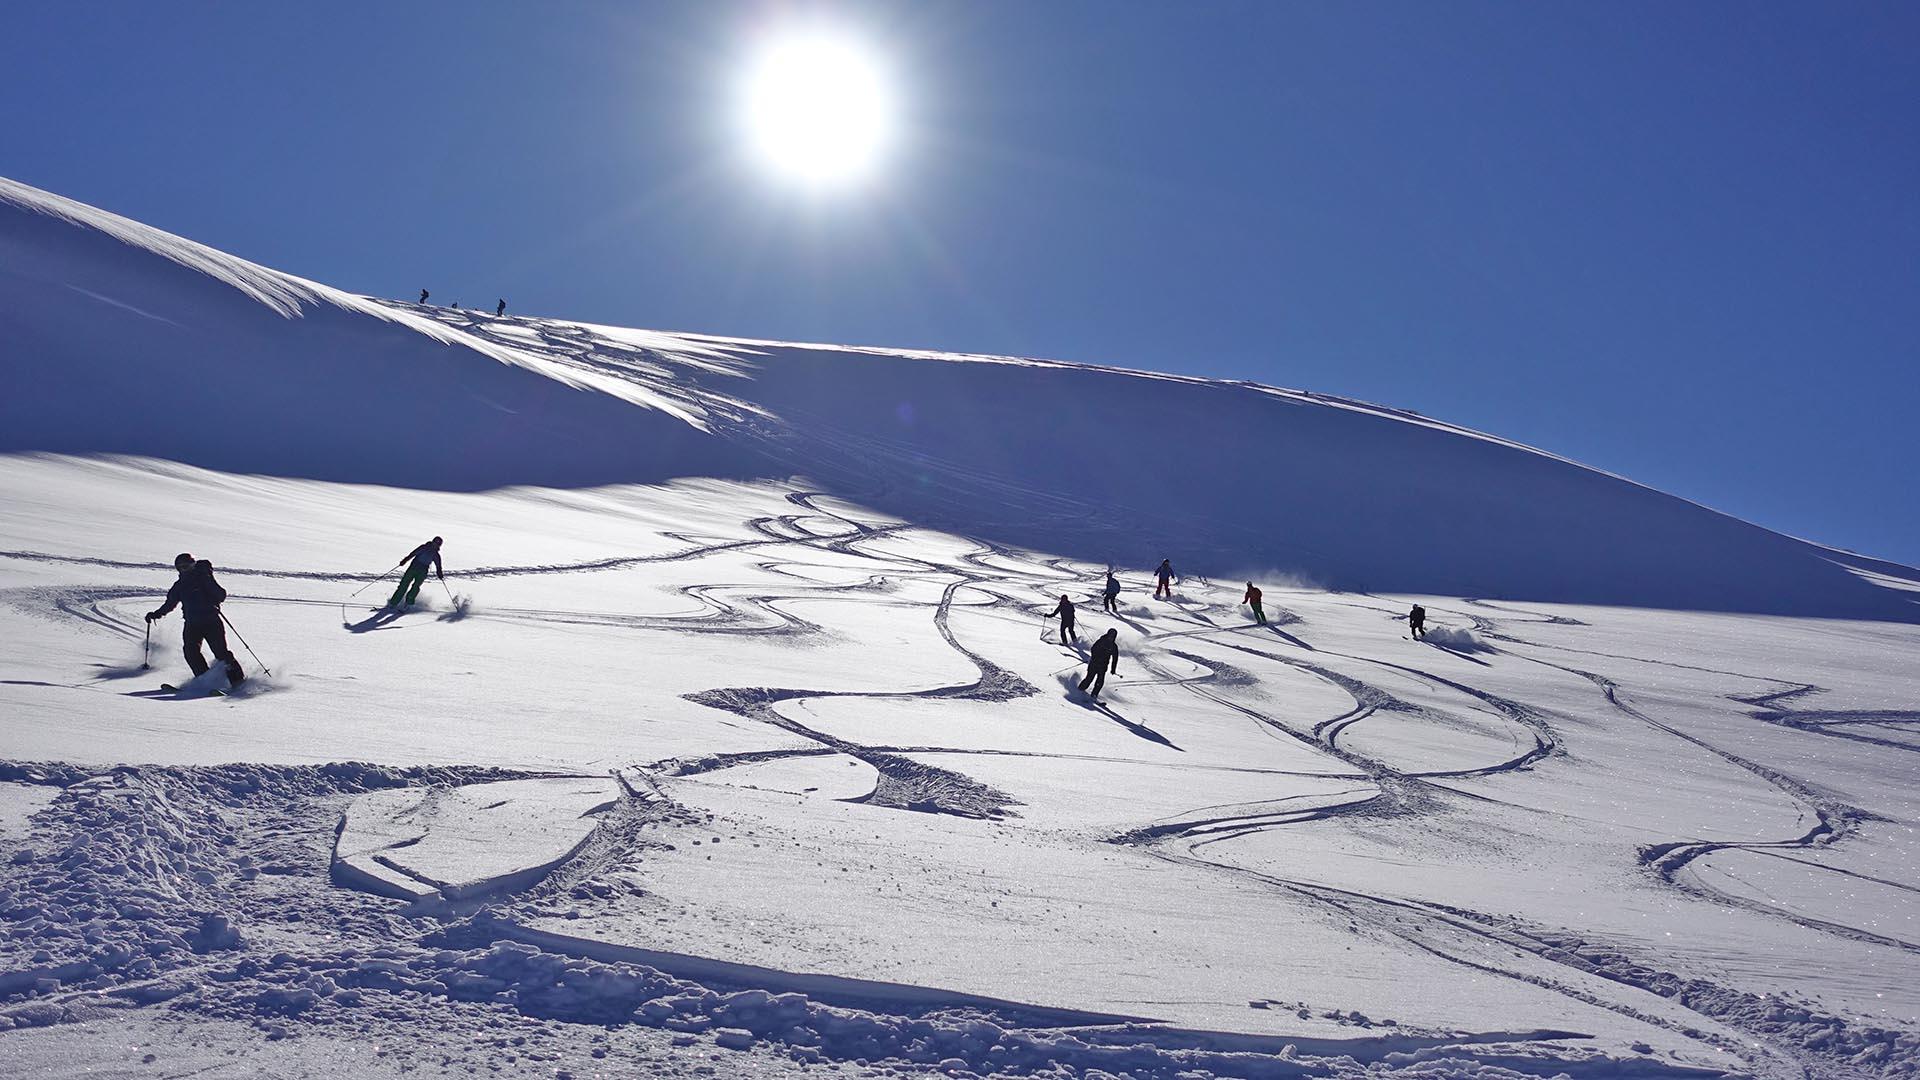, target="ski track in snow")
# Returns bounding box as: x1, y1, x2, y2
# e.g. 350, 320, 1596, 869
4, 494, 1919, 1079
